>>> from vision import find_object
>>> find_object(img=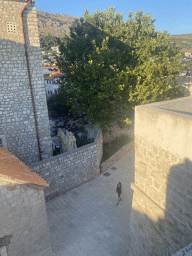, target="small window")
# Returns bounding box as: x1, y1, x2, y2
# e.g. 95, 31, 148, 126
0, 138, 3, 147
48, 90, 50, 94
50, 91, 52, 95
55, 89, 57, 94
7, 22, 16, 33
